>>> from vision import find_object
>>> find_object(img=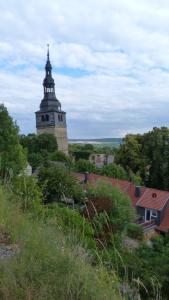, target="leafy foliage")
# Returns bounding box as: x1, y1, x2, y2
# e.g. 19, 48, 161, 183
50, 150, 72, 167
45, 204, 96, 249
20, 133, 58, 169
0, 104, 26, 178
38, 164, 85, 203
116, 127, 169, 190
74, 158, 96, 173
87, 181, 135, 233
126, 223, 143, 240
98, 163, 128, 180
